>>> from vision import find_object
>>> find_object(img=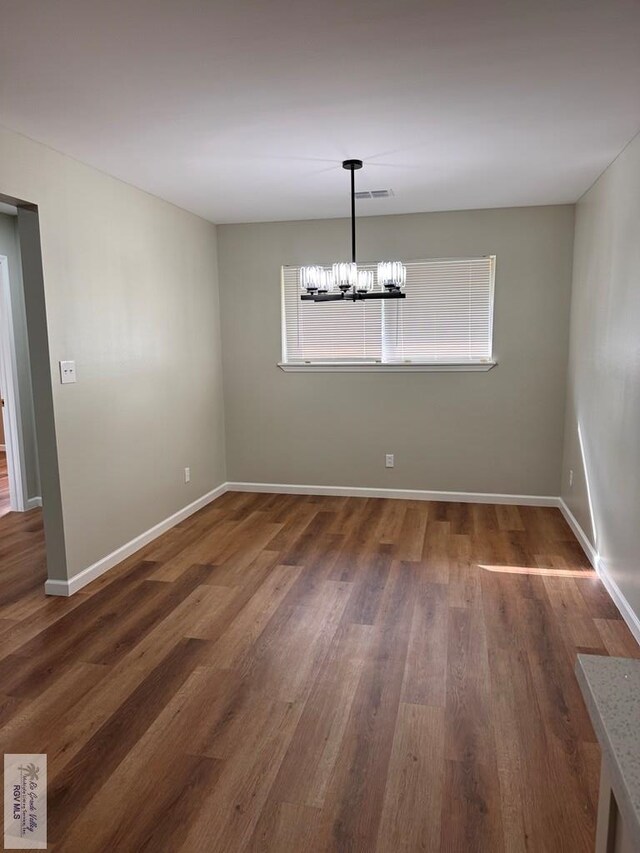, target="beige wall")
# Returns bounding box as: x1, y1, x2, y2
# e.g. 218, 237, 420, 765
218, 205, 574, 495
0, 126, 226, 583
562, 130, 640, 620
0, 212, 40, 498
